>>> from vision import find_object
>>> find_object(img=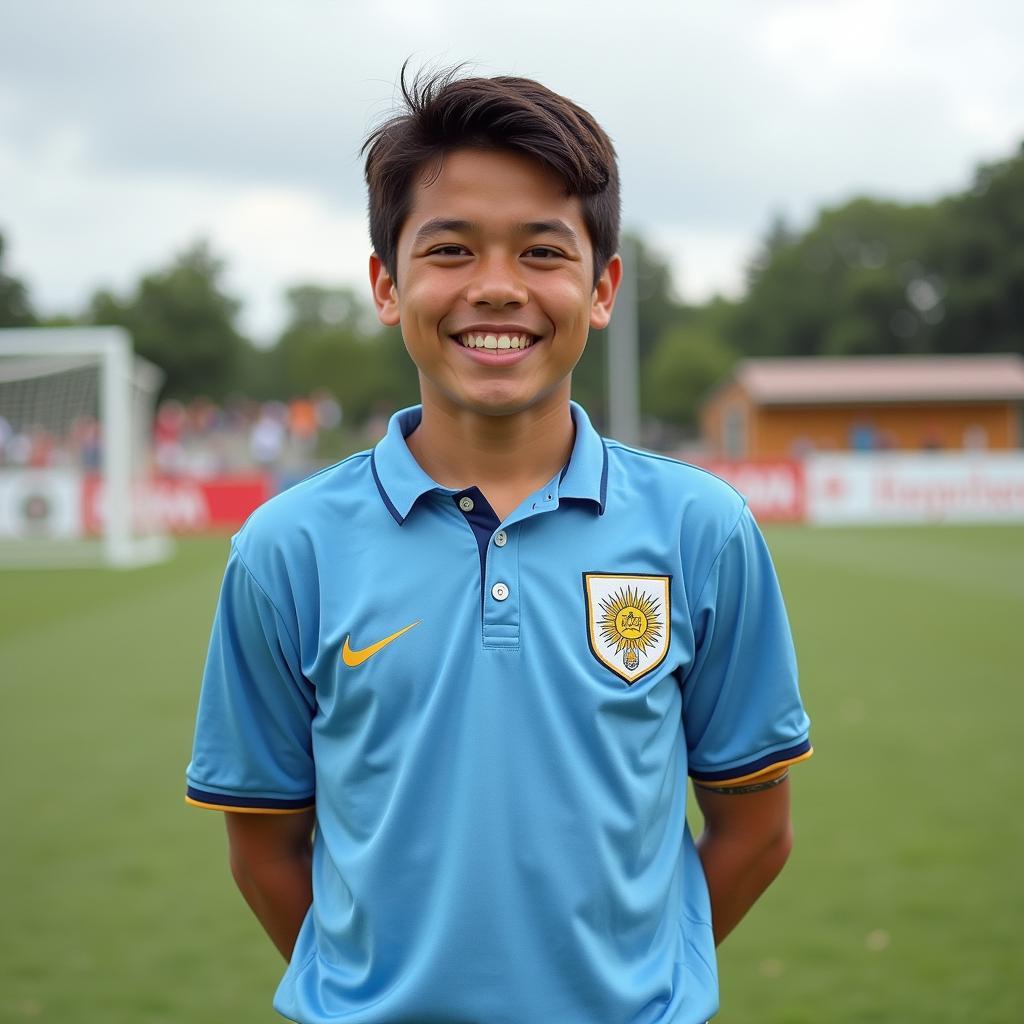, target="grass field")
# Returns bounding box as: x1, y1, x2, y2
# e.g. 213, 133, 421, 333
2, 526, 1022, 1023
